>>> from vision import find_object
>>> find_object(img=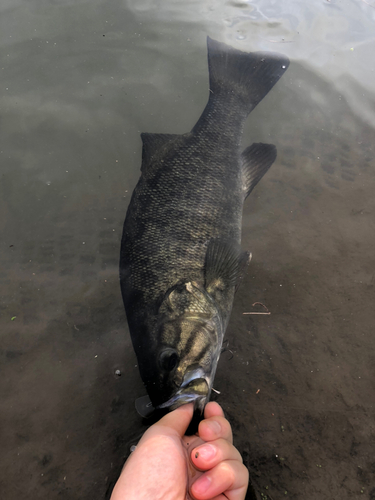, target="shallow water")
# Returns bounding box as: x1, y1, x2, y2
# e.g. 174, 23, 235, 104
1, 1, 375, 499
